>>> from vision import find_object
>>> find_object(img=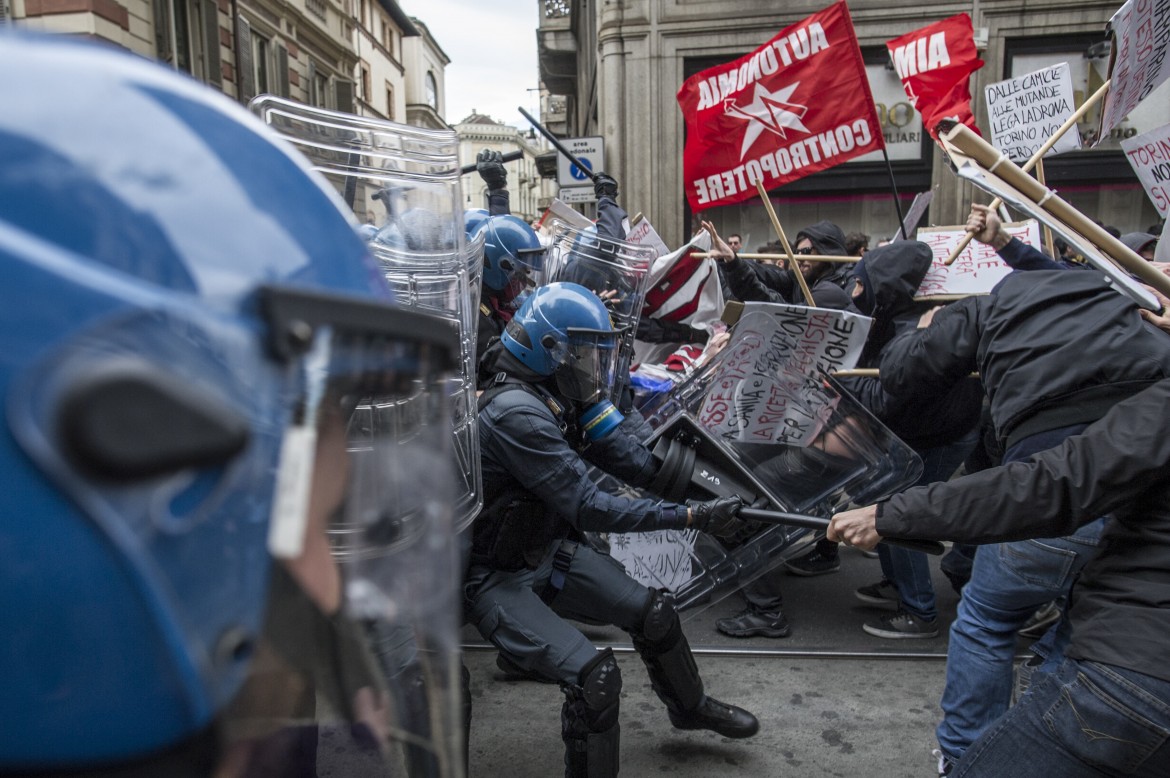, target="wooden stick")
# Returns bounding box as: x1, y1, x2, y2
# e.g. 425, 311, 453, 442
943, 79, 1111, 266
913, 293, 985, 302
831, 368, 981, 378
1035, 160, 1057, 260
695, 251, 860, 263
756, 180, 815, 307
